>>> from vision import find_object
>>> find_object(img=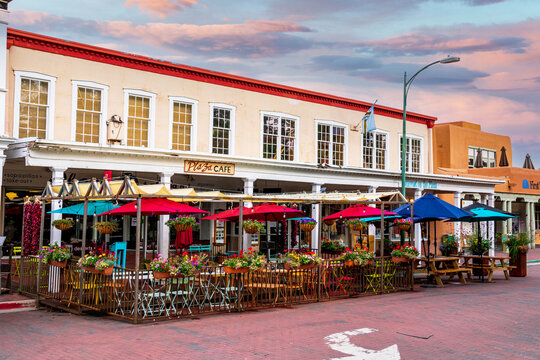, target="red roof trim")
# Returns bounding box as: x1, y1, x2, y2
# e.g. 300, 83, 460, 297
6, 28, 436, 126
